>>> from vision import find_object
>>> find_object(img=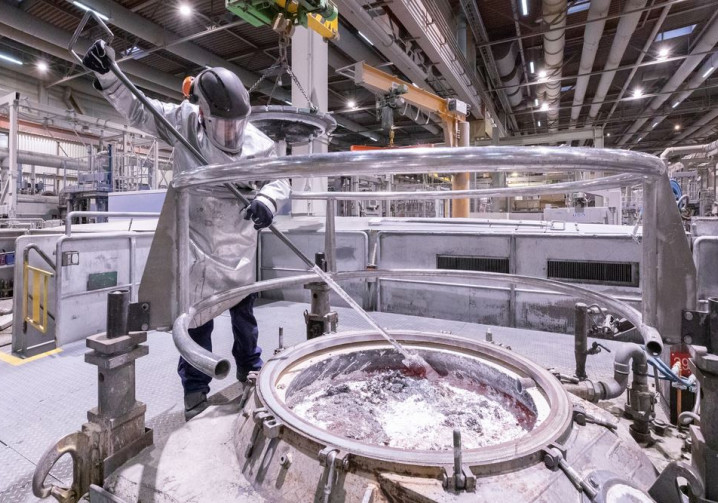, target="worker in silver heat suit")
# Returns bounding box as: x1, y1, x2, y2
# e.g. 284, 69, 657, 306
83, 40, 290, 420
